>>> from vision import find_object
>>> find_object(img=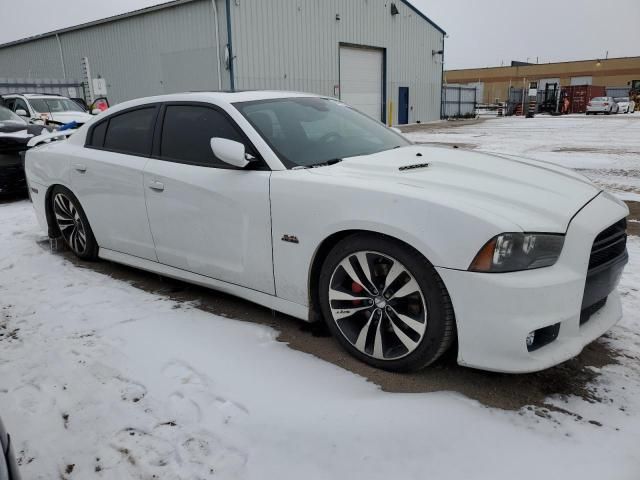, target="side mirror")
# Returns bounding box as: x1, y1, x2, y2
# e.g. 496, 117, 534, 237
210, 138, 250, 168
15, 109, 28, 117
91, 108, 101, 115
